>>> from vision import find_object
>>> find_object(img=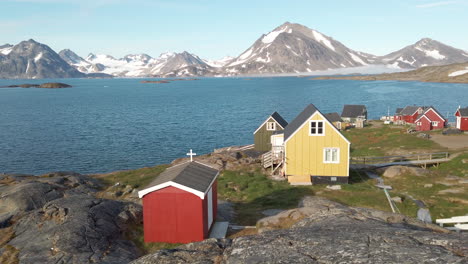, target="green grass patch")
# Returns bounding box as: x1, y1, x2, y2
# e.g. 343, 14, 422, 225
342, 123, 444, 157
218, 170, 314, 225
309, 170, 394, 213
125, 225, 181, 255
98, 164, 170, 189
430, 152, 468, 177
383, 157, 467, 220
